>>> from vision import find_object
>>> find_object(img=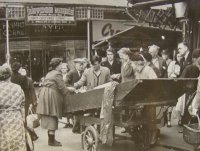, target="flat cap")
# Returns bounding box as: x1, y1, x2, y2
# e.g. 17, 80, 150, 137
73, 58, 84, 63
148, 44, 160, 50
